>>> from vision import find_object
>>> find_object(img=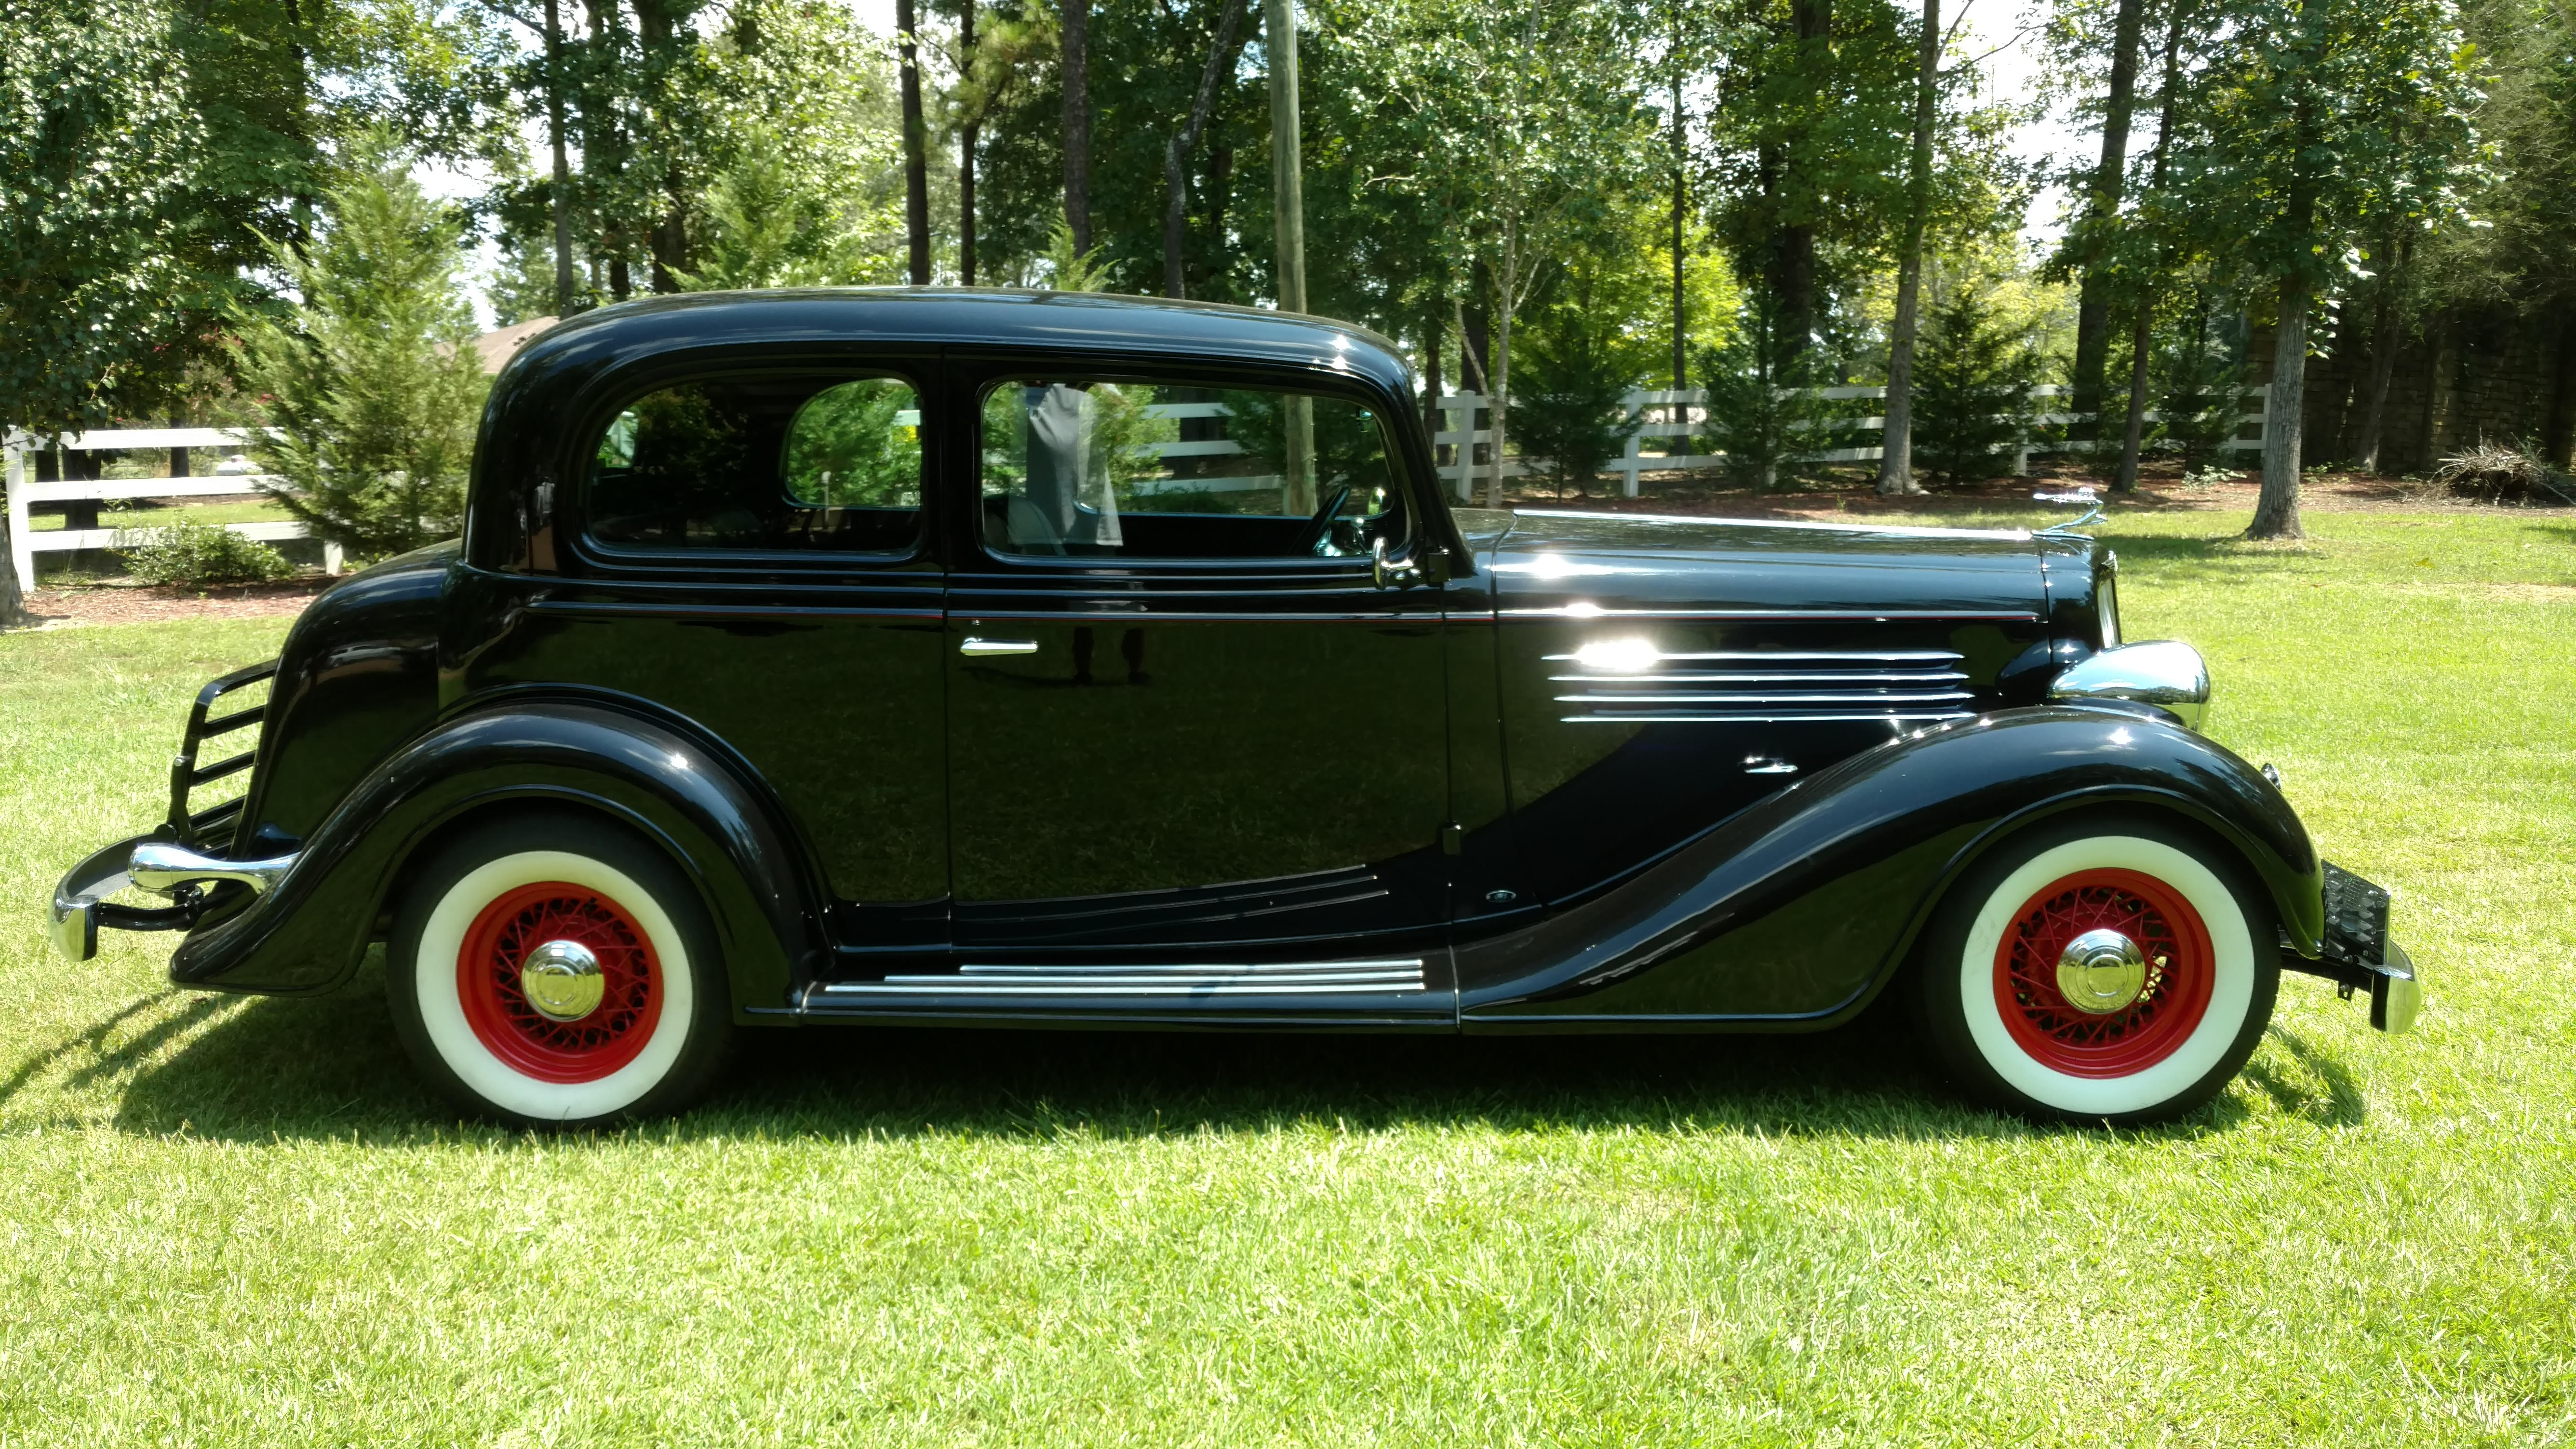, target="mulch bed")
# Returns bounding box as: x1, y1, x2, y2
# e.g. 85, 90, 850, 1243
15, 577, 334, 628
